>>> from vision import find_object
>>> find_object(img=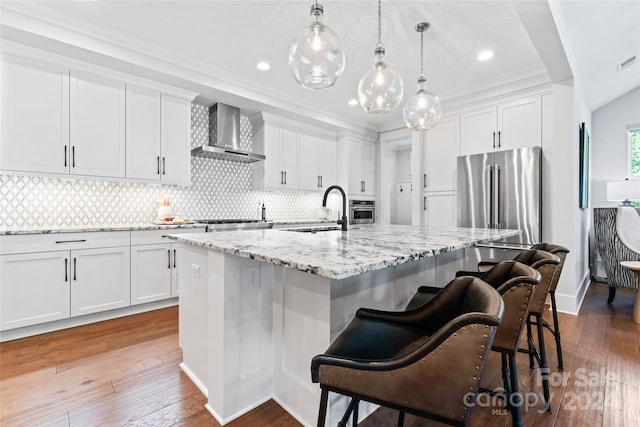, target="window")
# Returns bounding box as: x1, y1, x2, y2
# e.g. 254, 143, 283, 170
630, 125, 640, 178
